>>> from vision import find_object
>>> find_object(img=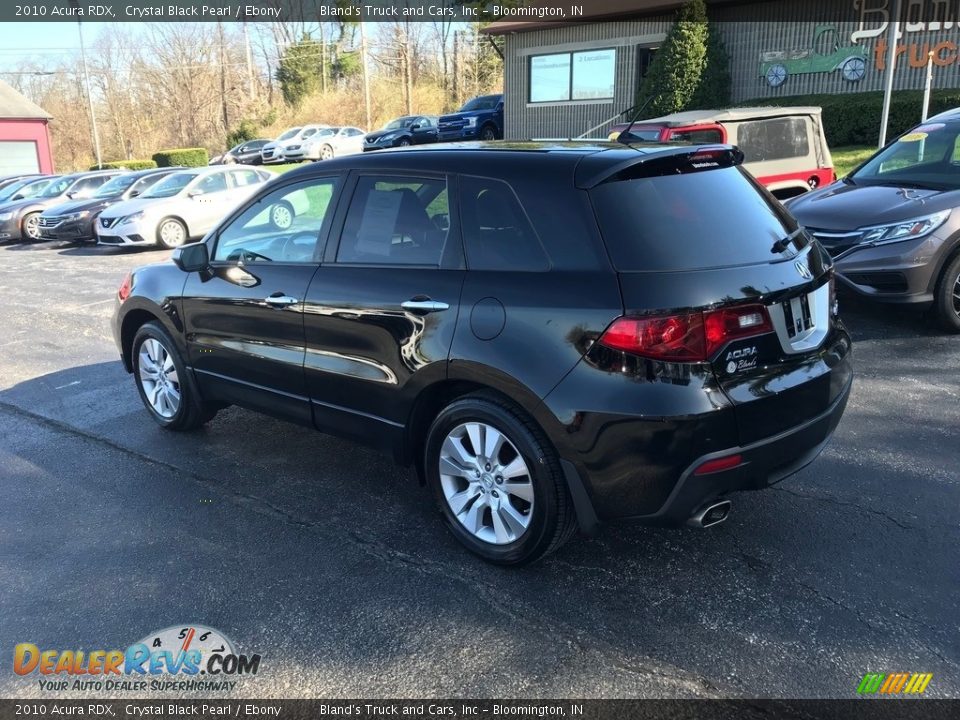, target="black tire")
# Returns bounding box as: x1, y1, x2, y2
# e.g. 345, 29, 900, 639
156, 217, 188, 249
479, 124, 498, 141
933, 252, 960, 333
320, 144, 335, 160
424, 392, 577, 565
397, 138, 411, 147
21, 212, 41, 241
132, 321, 216, 430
